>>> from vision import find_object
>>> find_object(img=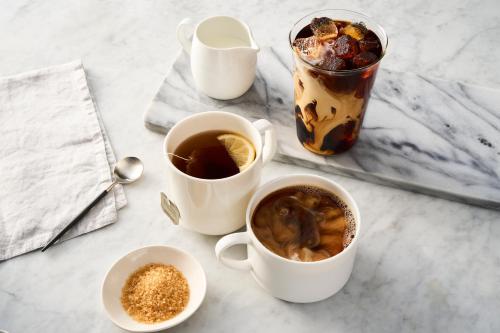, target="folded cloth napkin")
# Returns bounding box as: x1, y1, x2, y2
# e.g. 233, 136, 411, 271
0, 61, 127, 260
